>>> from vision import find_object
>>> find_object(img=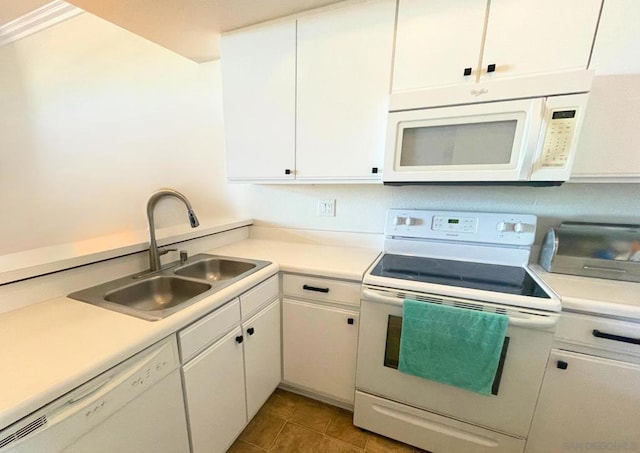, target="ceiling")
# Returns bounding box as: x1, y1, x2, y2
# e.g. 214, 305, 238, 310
2, 0, 348, 62
0, 0, 52, 25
